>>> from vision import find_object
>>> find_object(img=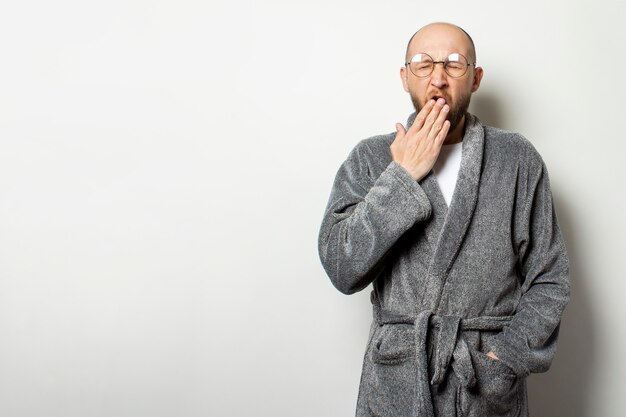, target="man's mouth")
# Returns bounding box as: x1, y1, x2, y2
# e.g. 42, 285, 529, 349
431, 95, 446, 103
